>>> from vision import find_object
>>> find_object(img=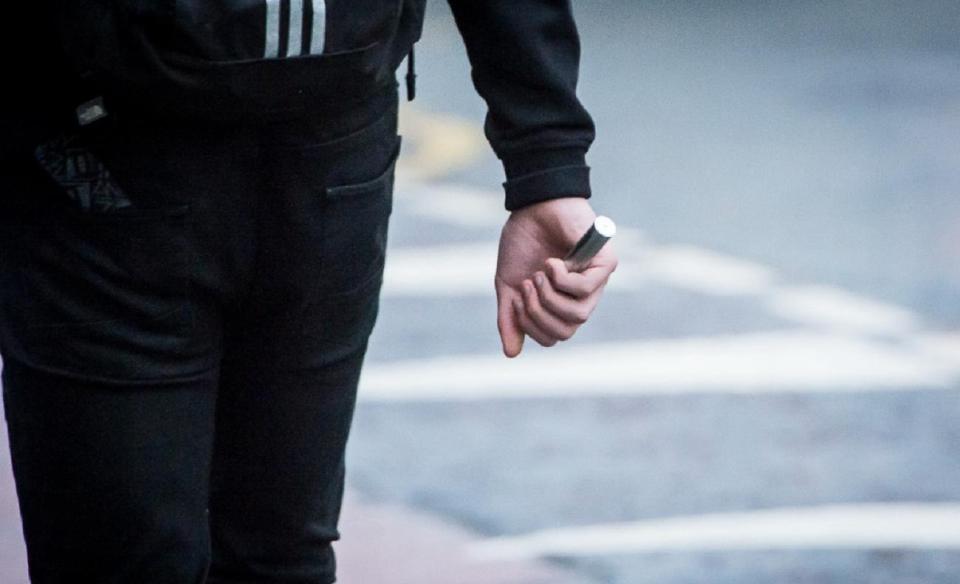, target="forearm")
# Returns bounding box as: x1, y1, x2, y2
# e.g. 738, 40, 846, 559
447, 0, 595, 210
